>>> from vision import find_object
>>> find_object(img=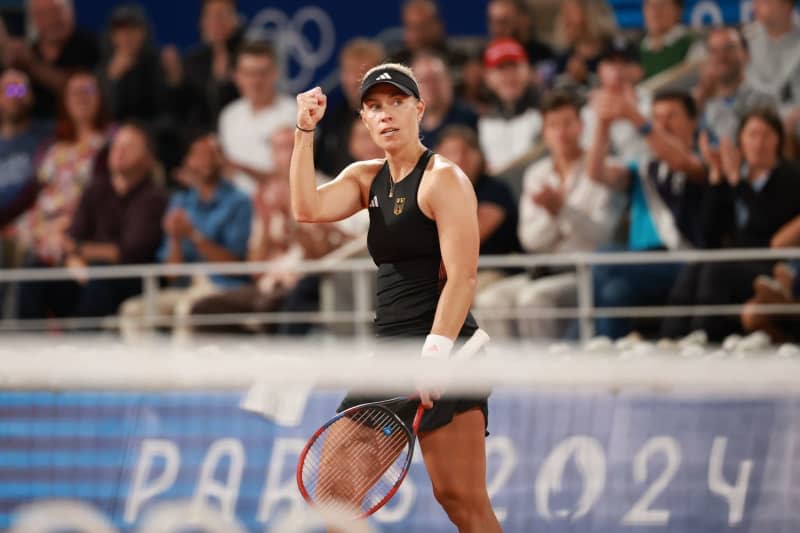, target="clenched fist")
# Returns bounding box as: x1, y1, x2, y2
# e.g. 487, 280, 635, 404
296, 87, 327, 131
